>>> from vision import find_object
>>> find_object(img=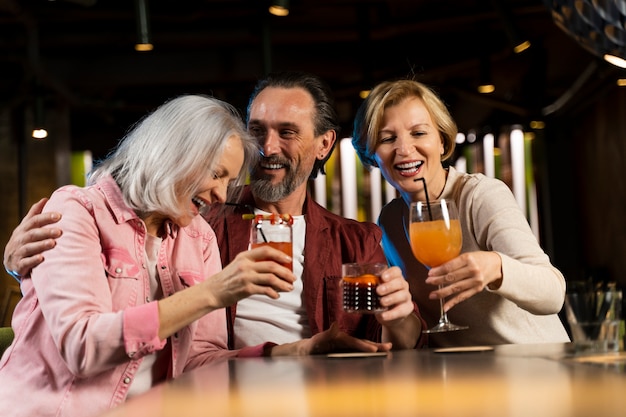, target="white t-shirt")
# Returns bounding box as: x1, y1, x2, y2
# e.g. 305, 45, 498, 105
234, 211, 310, 348
127, 233, 162, 398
